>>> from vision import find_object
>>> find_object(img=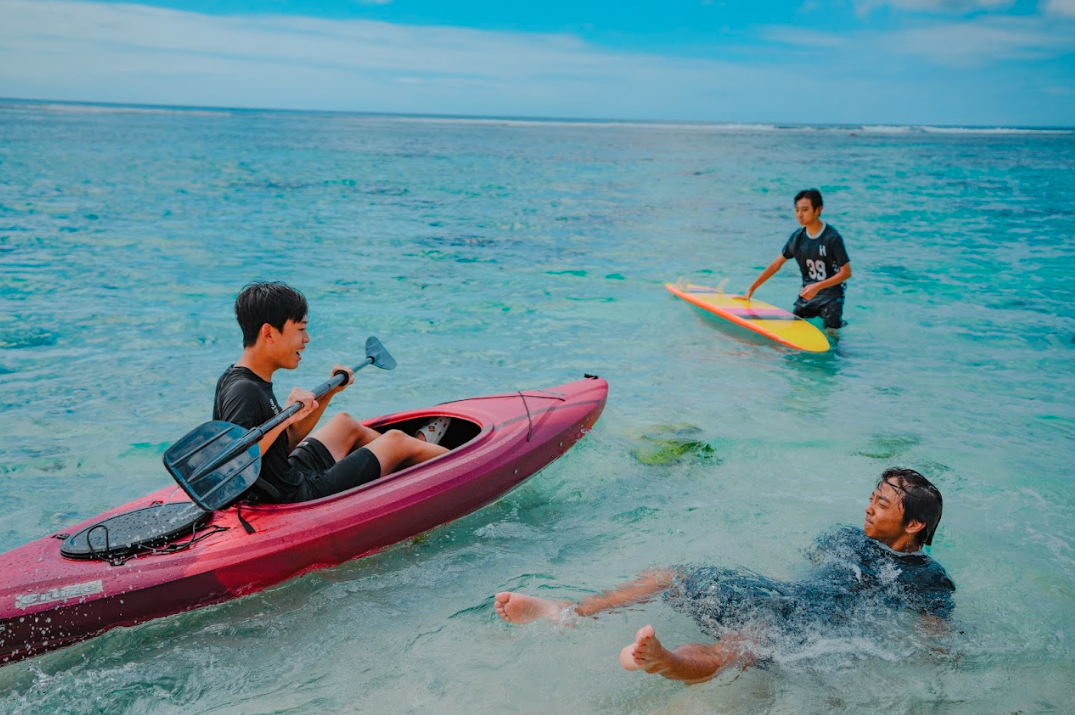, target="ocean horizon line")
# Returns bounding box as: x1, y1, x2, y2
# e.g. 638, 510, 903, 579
2, 96, 1073, 135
